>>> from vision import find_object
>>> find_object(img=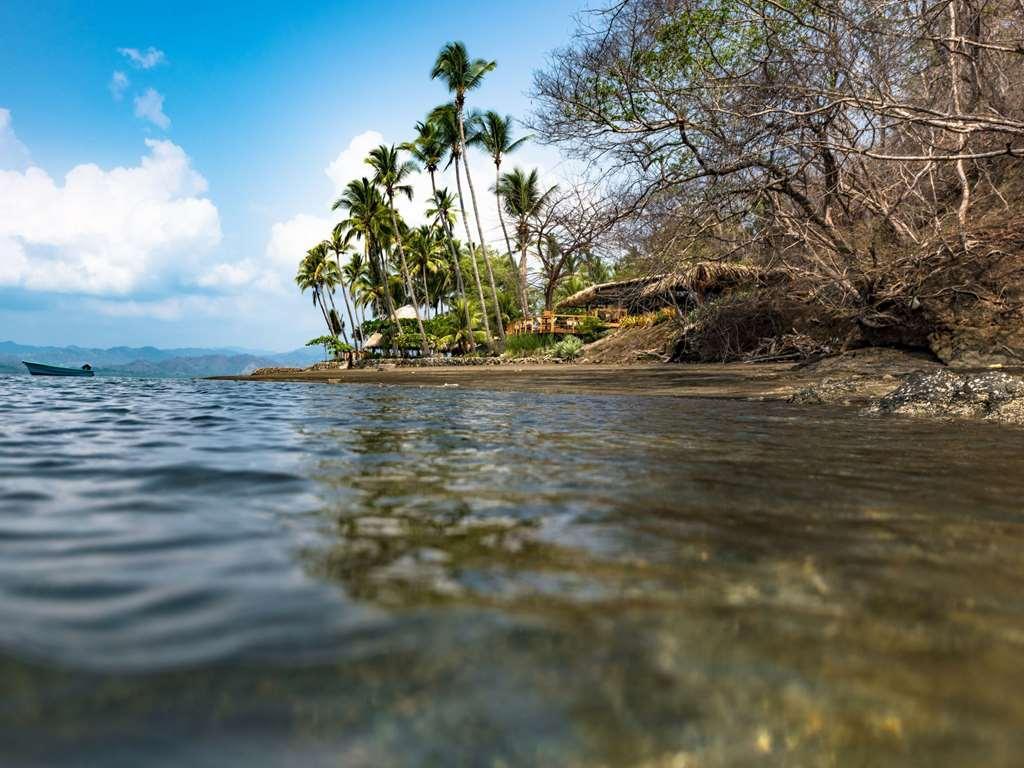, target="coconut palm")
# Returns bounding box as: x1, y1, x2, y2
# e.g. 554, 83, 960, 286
429, 102, 492, 345
366, 144, 430, 356
431, 42, 506, 345
469, 110, 530, 314
439, 297, 486, 354
403, 122, 470, 314
406, 225, 447, 319
333, 177, 399, 354
314, 253, 351, 346
295, 248, 335, 337
325, 228, 359, 349
497, 167, 557, 315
